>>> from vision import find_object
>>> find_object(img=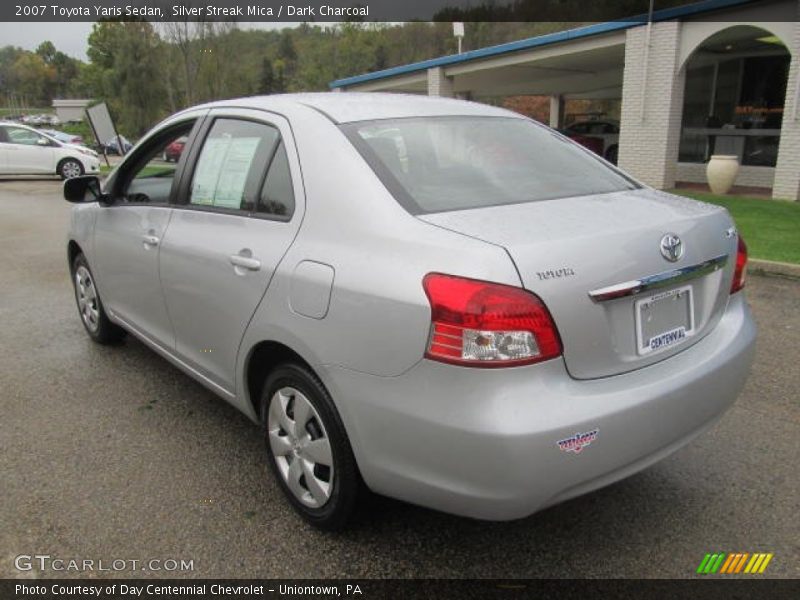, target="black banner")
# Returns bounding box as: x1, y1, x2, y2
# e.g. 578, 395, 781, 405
3, 579, 800, 600
2, 0, 796, 23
